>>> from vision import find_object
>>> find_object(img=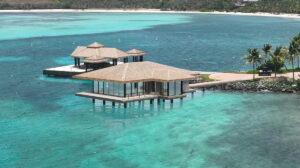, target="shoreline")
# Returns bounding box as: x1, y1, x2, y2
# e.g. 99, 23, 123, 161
0, 9, 300, 19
